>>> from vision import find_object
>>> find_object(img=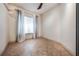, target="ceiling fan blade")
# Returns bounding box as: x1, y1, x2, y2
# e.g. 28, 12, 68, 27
37, 3, 43, 9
